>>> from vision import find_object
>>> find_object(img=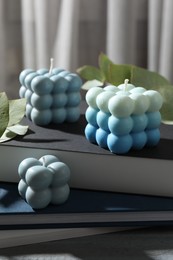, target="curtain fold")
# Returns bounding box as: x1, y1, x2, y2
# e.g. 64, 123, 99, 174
53, 0, 80, 71
159, 0, 173, 82
0, 0, 7, 89
21, 0, 80, 71
21, 0, 36, 68
148, 0, 162, 72
107, 0, 148, 67
106, 0, 132, 64
34, 0, 49, 68
148, 0, 173, 82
